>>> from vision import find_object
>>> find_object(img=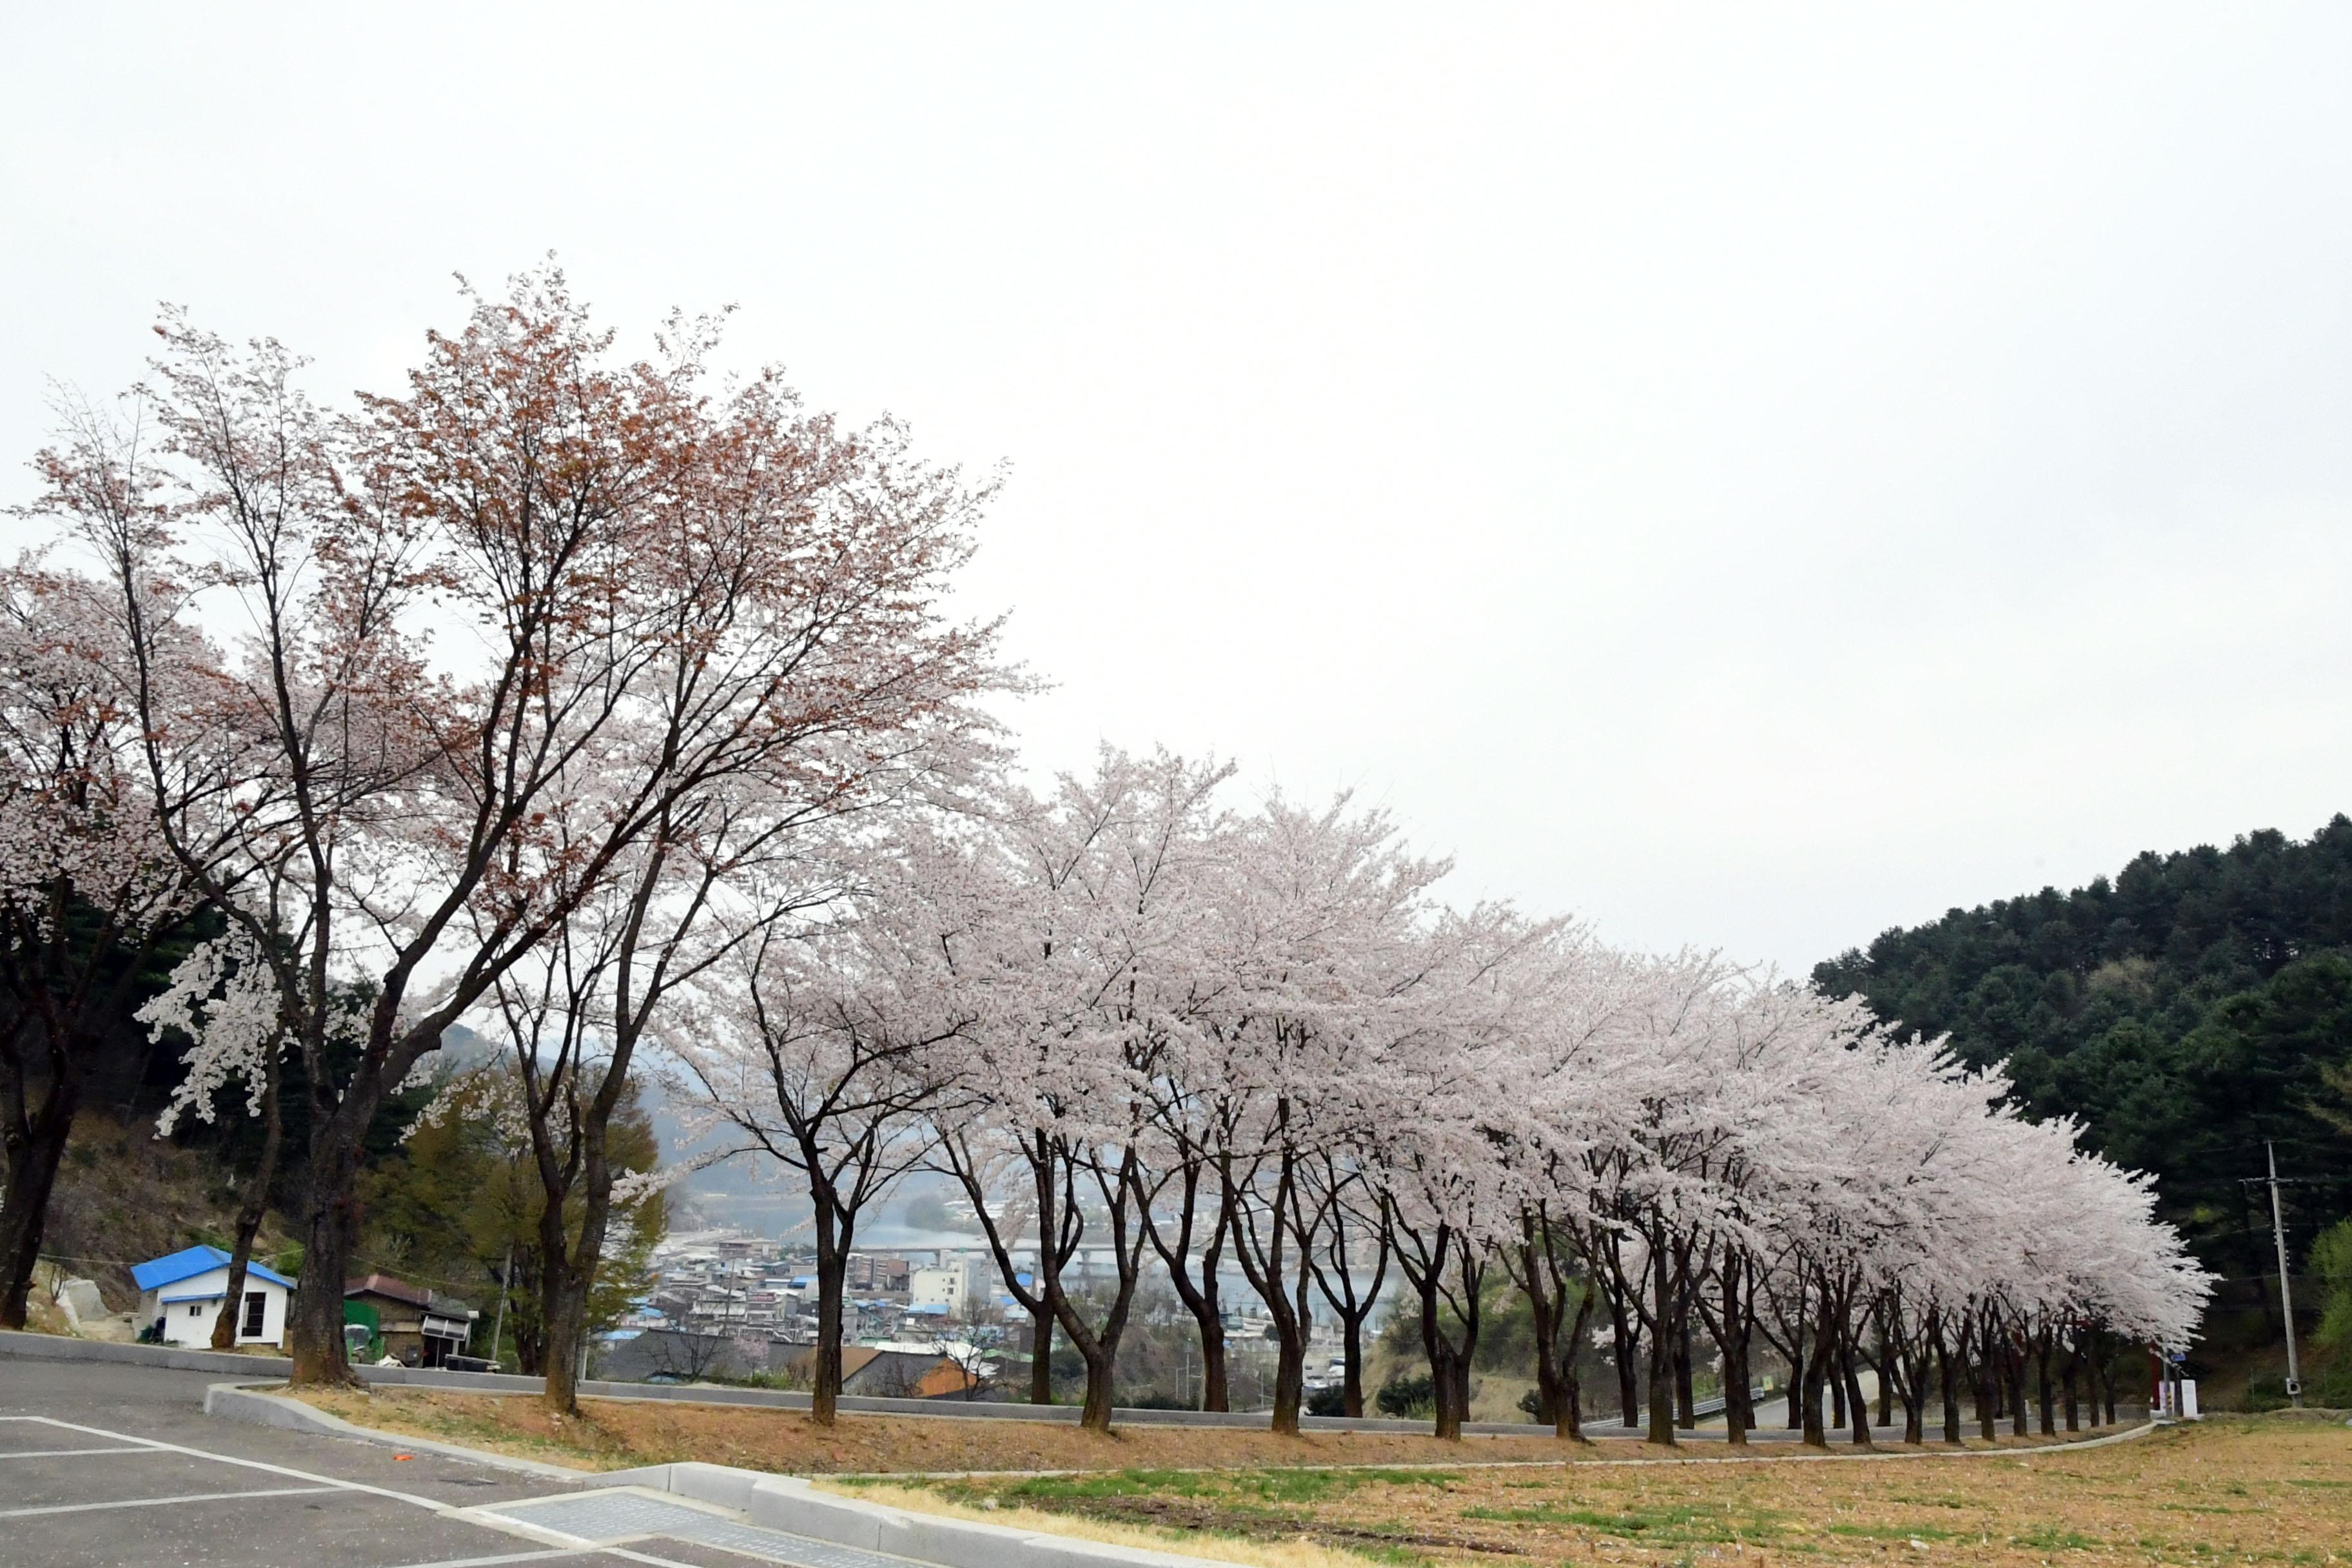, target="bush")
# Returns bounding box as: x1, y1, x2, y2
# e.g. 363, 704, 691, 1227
1376, 1373, 1435, 1418
1306, 1385, 1346, 1417
2312, 1218, 2352, 1357
2244, 1373, 2293, 1412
